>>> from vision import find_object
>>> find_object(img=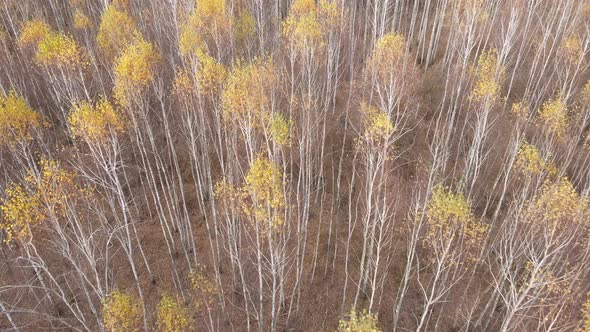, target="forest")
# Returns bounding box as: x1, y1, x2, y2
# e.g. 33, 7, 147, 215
1, 0, 590, 331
